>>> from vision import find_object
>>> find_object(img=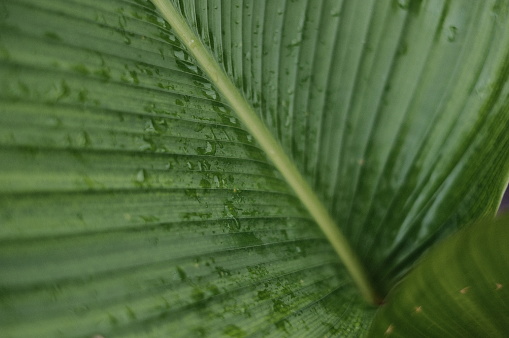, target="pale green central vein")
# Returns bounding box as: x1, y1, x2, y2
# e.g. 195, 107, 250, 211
151, 0, 378, 305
